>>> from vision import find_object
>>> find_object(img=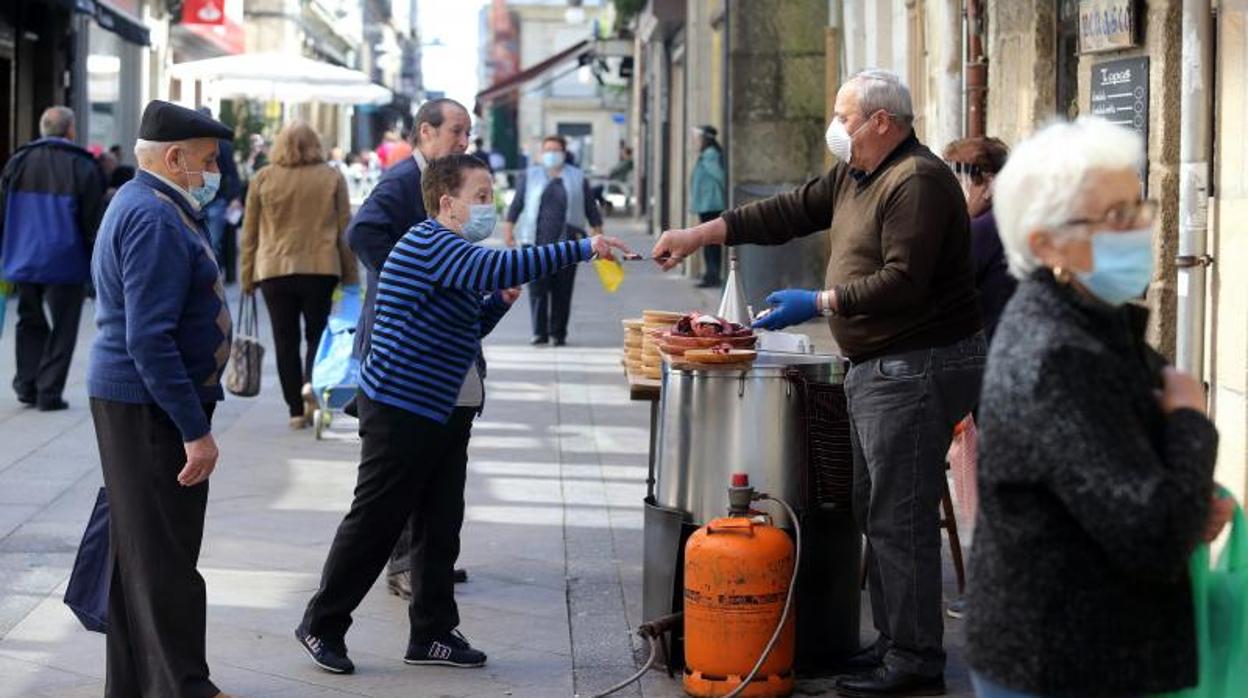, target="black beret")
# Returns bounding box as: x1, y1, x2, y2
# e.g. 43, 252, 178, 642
139, 100, 233, 141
